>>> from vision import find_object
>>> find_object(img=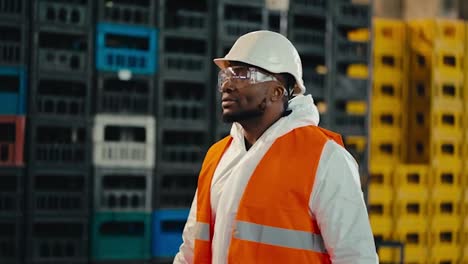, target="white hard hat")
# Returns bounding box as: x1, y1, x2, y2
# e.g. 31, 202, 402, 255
214, 30, 305, 95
